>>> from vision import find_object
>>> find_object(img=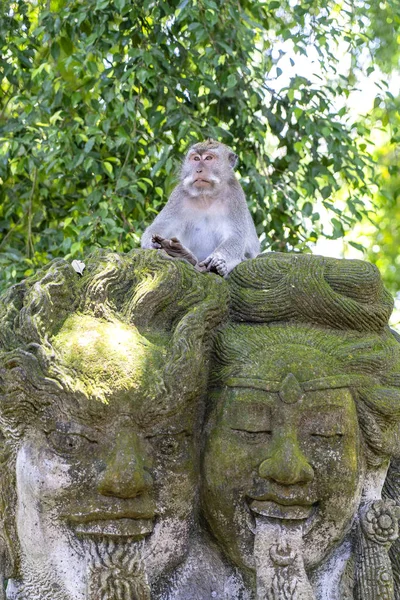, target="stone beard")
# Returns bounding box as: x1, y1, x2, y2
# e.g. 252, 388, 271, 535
86, 538, 150, 600
8, 538, 151, 600
253, 519, 316, 600
9, 538, 151, 600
